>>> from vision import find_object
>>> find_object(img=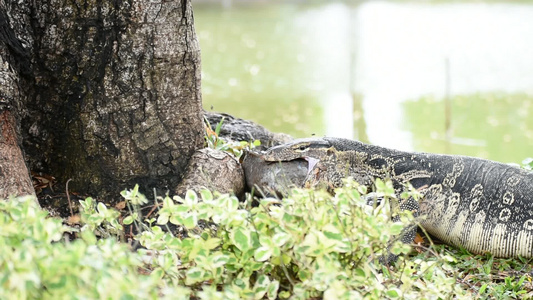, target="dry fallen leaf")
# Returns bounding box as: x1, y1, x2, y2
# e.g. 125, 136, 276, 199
413, 233, 426, 253
31, 171, 57, 193
205, 124, 217, 138
414, 233, 425, 245
67, 214, 81, 225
